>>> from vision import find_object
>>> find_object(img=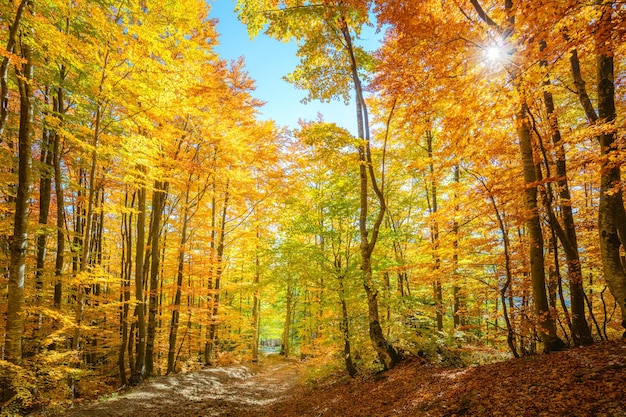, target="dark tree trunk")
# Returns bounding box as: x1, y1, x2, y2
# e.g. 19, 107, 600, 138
206, 186, 228, 364
118, 190, 134, 385
568, 2, 626, 334
35, 101, 54, 297
595, 1, 626, 335
167, 188, 190, 374
132, 168, 147, 383
205, 191, 217, 364
251, 231, 261, 362
452, 165, 465, 328
280, 283, 292, 358
146, 180, 168, 377
468, 0, 564, 353
517, 101, 564, 352
0, 0, 28, 139
537, 45, 592, 345
72, 49, 111, 354
5, 30, 34, 364
53, 77, 66, 310
426, 131, 443, 332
